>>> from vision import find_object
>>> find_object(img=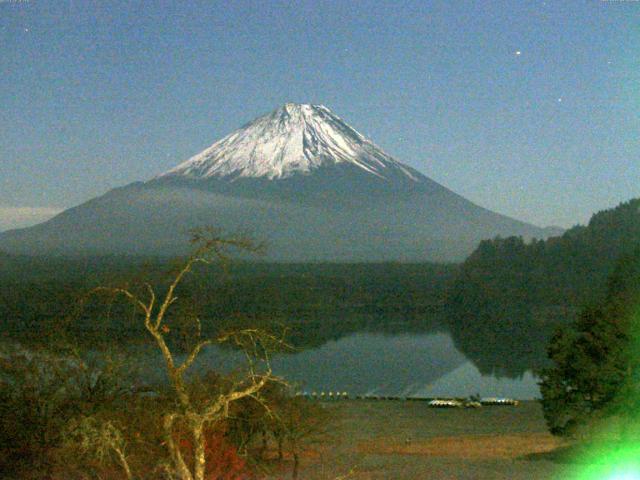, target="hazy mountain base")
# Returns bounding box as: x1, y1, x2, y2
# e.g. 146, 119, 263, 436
0, 163, 559, 262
